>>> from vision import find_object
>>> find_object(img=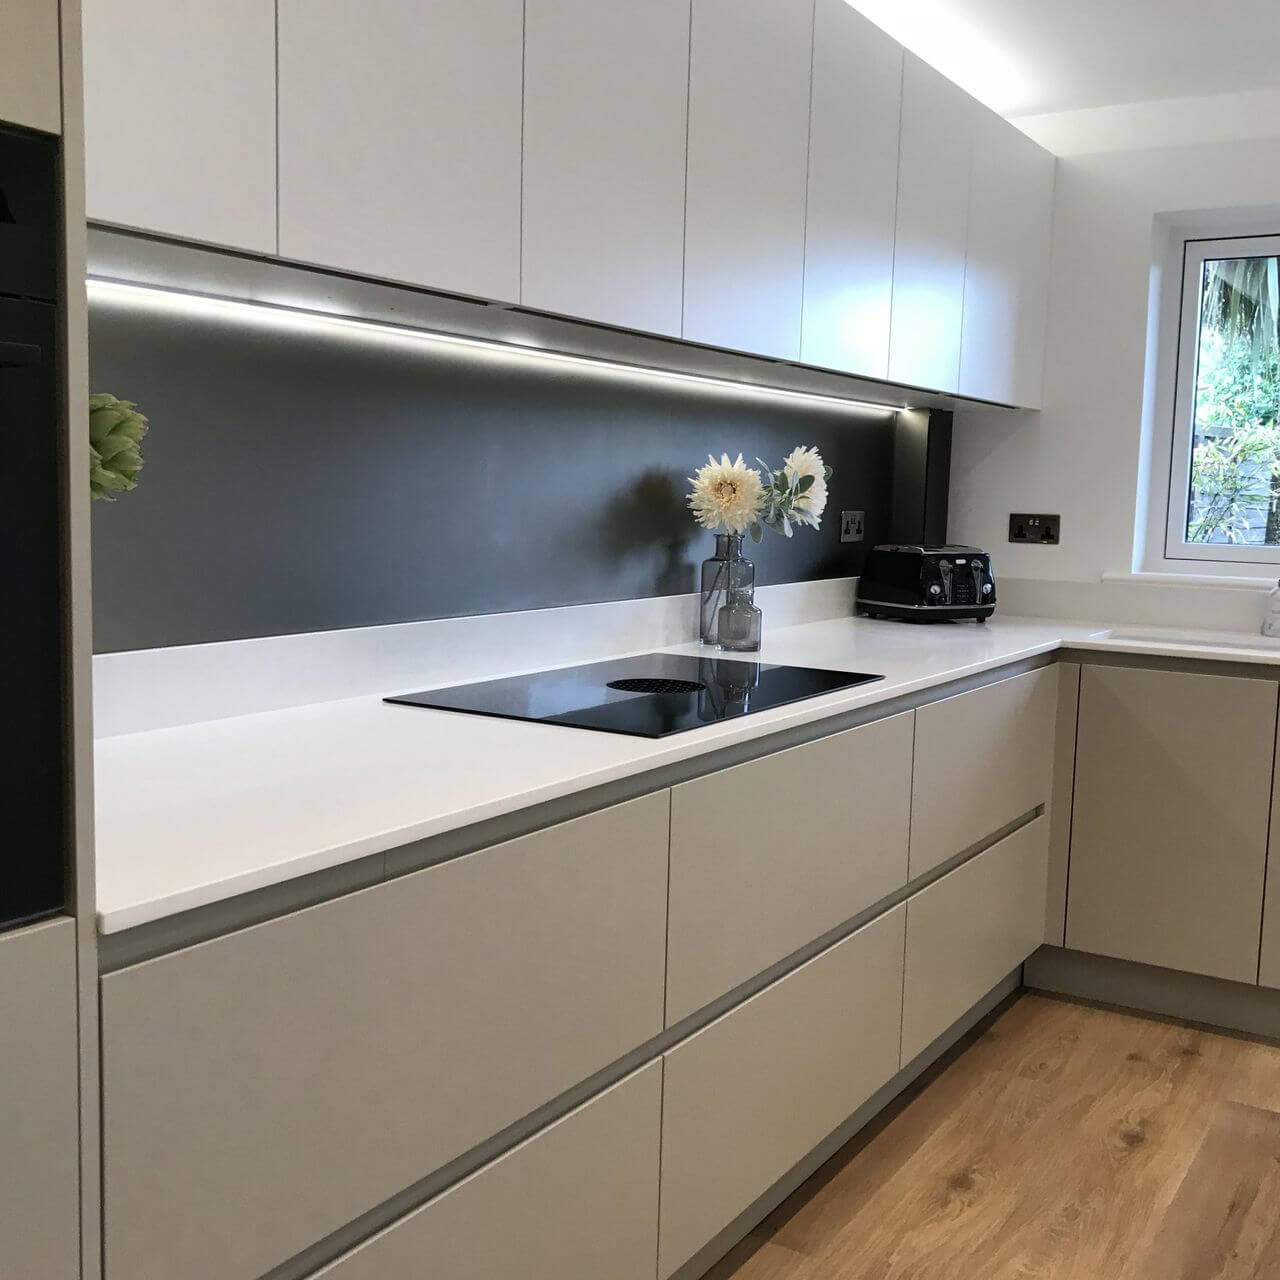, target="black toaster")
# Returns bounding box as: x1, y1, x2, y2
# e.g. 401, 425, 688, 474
856, 544, 996, 622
